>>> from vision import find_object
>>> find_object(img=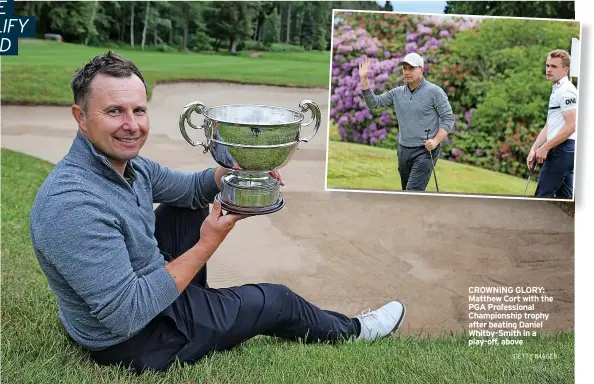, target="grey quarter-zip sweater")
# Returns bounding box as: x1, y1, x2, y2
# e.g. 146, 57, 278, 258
362, 77, 455, 147
29, 131, 219, 350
